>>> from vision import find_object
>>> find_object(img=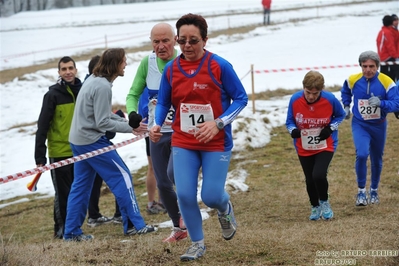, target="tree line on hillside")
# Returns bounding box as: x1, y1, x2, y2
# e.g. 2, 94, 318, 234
0, 0, 166, 17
